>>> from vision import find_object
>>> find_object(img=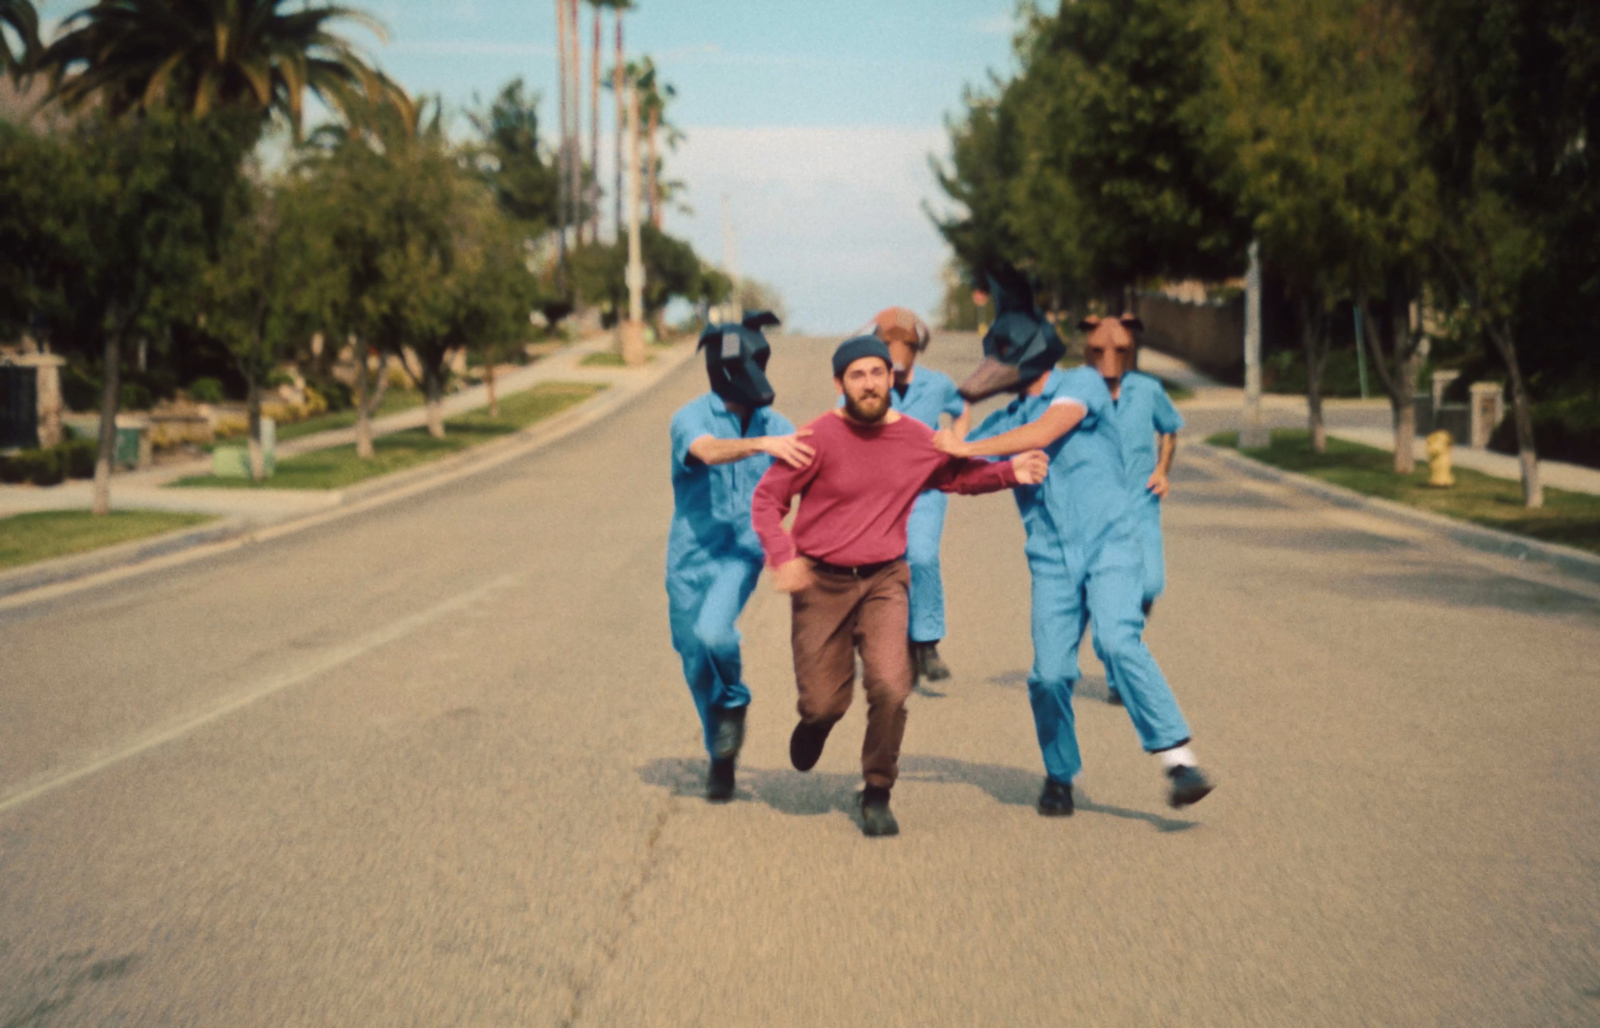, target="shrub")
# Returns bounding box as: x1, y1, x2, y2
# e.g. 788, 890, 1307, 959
313, 379, 354, 412
1489, 398, 1600, 470
120, 382, 153, 410
62, 437, 97, 478
0, 447, 65, 485
189, 377, 225, 403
